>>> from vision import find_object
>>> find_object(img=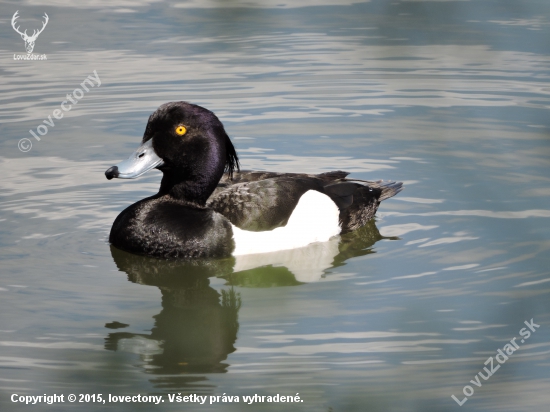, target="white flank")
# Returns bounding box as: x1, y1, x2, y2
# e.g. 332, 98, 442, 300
231, 190, 341, 256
